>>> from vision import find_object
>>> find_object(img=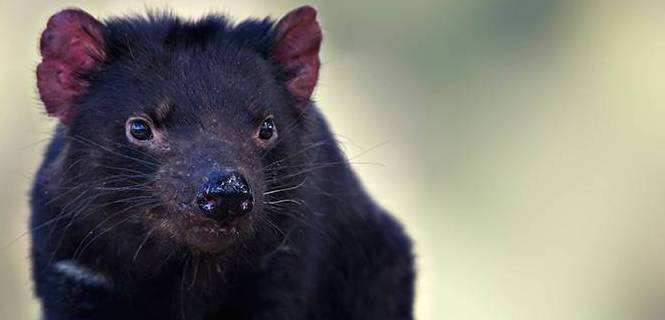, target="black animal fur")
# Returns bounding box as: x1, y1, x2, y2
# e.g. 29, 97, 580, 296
30, 7, 414, 320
